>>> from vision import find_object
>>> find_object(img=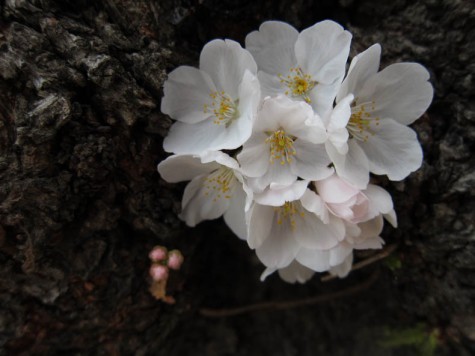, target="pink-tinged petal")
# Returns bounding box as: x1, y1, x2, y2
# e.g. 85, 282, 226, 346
157, 154, 217, 183
200, 39, 257, 99
300, 189, 329, 223
278, 261, 315, 284
326, 139, 370, 189
337, 44, 381, 102
329, 253, 353, 278
358, 62, 433, 125
292, 141, 333, 181
359, 118, 423, 181
315, 173, 360, 204
245, 21, 299, 75
247, 203, 274, 249
294, 213, 343, 249
256, 222, 299, 268
161, 66, 217, 124
296, 248, 331, 272
223, 185, 248, 240
254, 180, 309, 207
